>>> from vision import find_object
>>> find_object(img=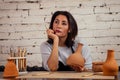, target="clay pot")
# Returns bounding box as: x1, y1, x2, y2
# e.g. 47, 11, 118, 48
92, 62, 104, 72
66, 44, 85, 68
102, 50, 118, 76
3, 59, 18, 78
